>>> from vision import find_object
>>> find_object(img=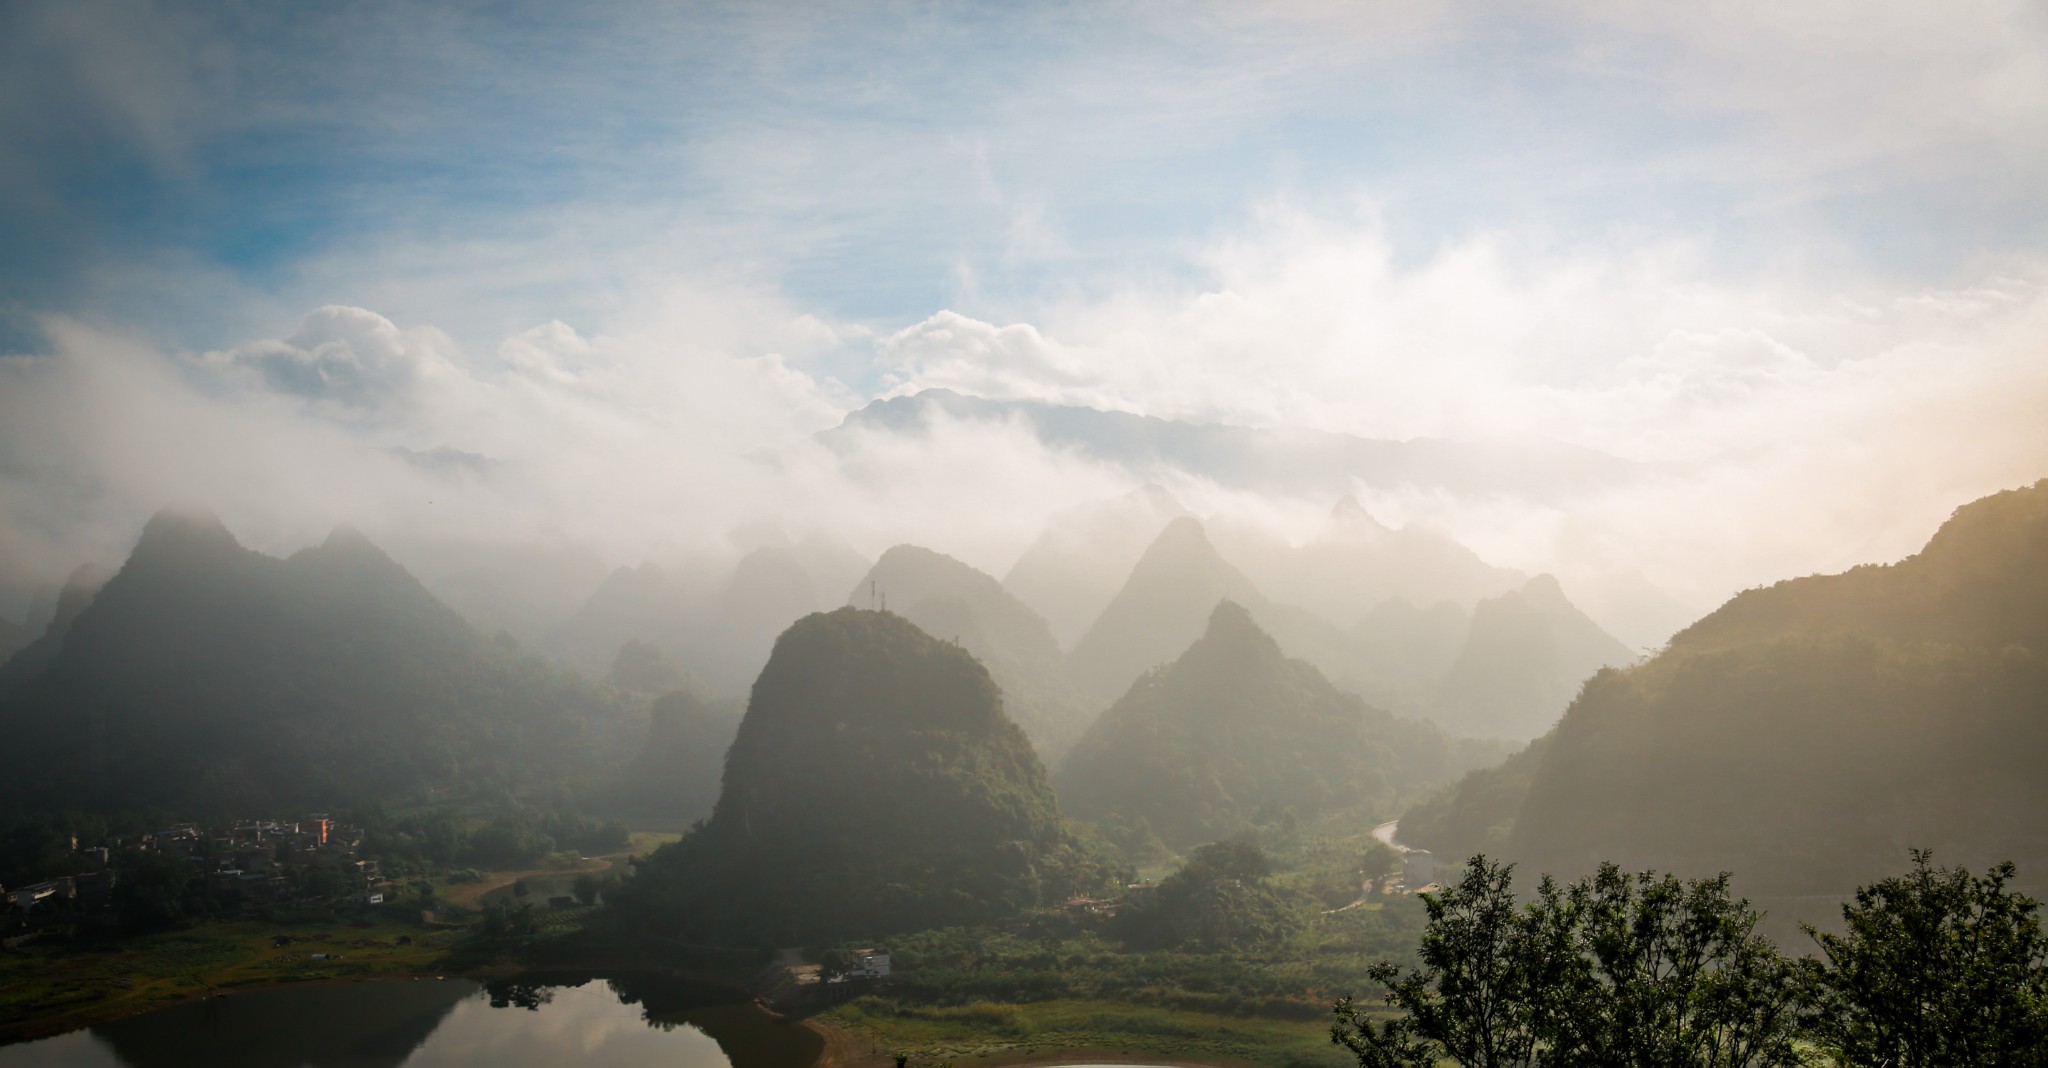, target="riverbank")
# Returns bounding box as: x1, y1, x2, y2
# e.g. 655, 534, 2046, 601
0, 913, 467, 1045
812, 996, 1353, 1068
